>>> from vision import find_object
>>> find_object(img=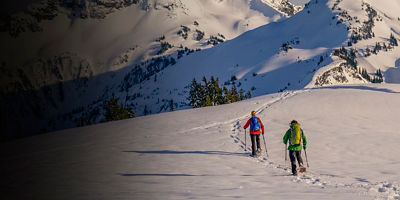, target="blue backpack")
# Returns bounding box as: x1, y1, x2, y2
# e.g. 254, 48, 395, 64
250, 117, 261, 131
